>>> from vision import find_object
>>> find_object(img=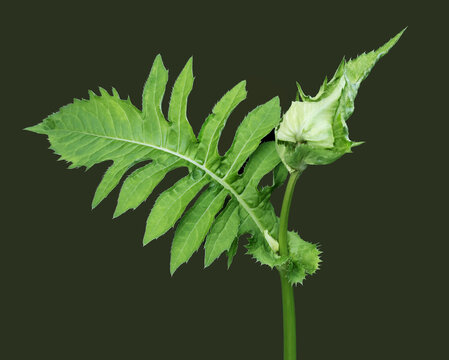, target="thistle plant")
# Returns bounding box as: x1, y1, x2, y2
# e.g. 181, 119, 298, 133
26, 29, 404, 359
